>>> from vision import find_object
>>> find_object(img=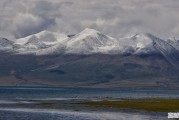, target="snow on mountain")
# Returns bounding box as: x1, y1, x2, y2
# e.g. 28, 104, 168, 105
131, 34, 157, 54
36, 39, 68, 55
1, 28, 179, 68
117, 33, 161, 55
13, 31, 68, 54
113, 33, 179, 68
12, 28, 176, 56
65, 28, 120, 54
0, 37, 14, 50
14, 31, 67, 50
25, 28, 120, 55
